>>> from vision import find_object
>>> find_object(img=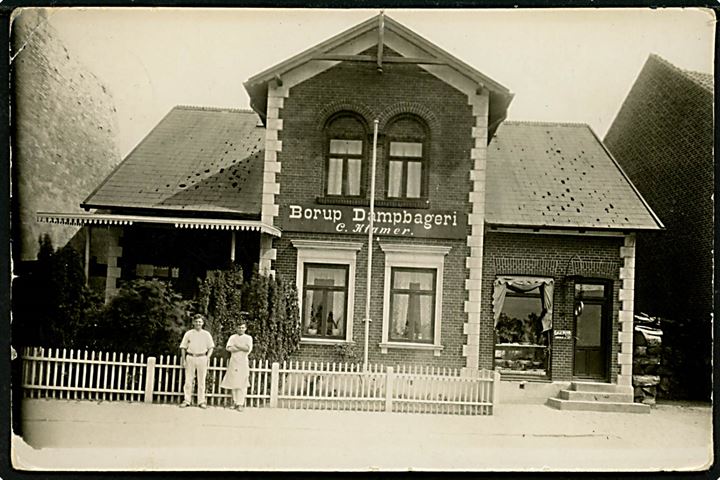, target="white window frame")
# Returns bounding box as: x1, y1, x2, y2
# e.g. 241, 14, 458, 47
292, 239, 361, 345
378, 242, 451, 356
